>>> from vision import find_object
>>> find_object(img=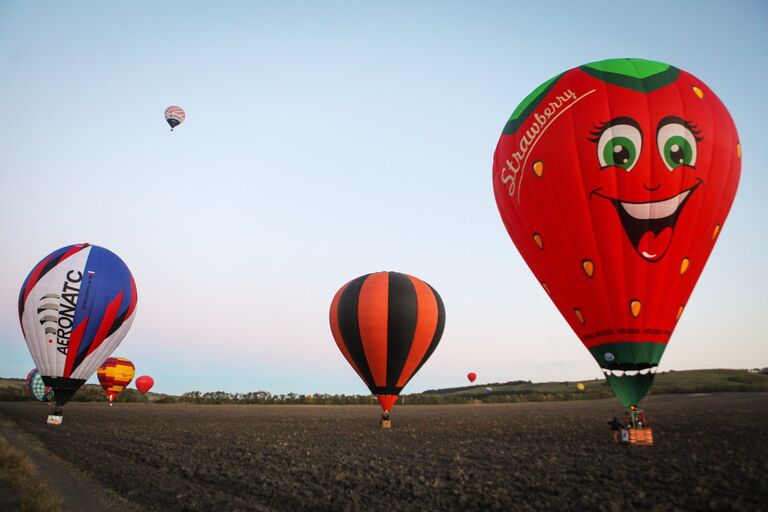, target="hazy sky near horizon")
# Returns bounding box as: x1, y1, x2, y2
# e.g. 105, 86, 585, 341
1, 1, 766, 395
